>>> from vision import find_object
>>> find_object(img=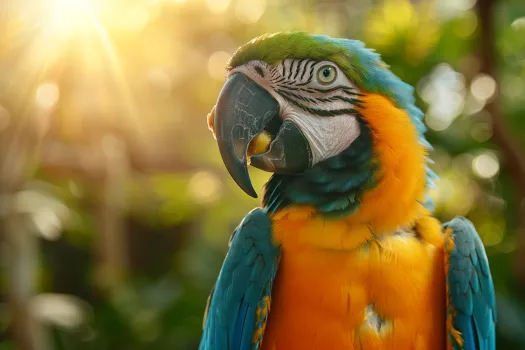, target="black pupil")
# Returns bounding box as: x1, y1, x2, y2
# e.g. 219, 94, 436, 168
323, 68, 331, 78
